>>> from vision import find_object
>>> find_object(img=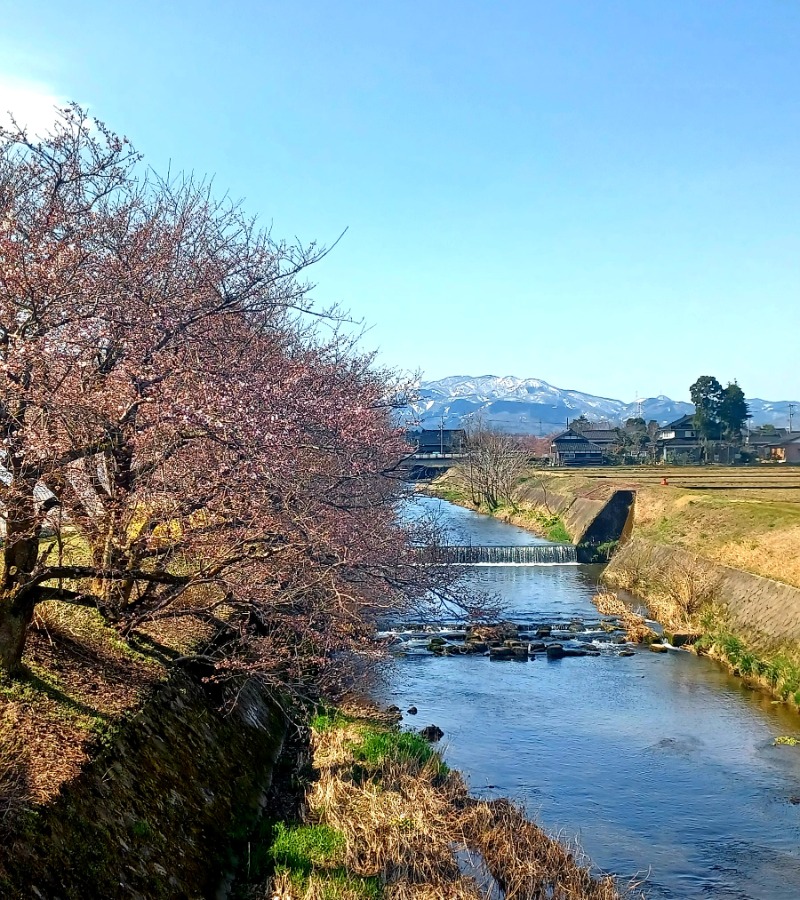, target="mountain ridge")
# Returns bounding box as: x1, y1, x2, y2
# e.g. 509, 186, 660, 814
407, 375, 798, 435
